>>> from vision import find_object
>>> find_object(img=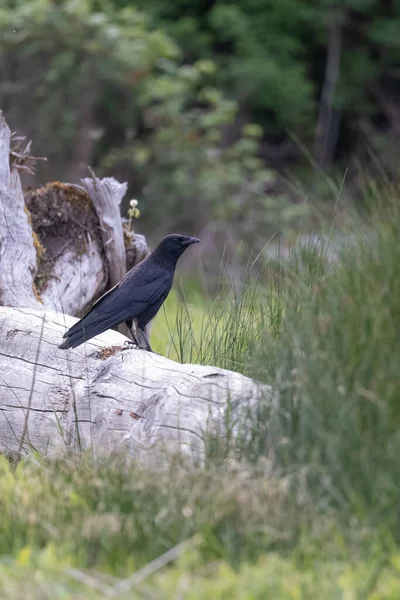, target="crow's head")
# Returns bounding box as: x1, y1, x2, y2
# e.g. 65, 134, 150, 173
156, 234, 200, 261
